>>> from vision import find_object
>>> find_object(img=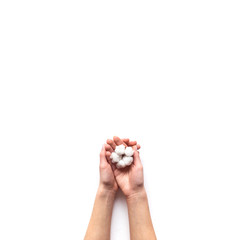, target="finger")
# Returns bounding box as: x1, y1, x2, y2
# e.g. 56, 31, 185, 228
106, 151, 116, 171
106, 151, 112, 163
113, 136, 127, 146
122, 138, 129, 145
105, 144, 113, 153
107, 139, 116, 150
132, 145, 142, 167
128, 140, 137, 146
100, 144, 108, 167
124, 138, 140, 149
